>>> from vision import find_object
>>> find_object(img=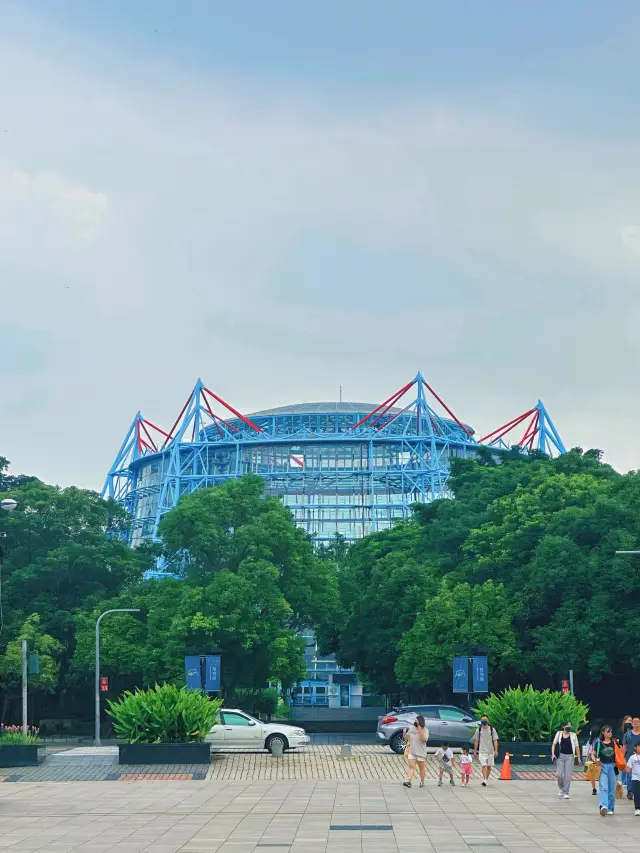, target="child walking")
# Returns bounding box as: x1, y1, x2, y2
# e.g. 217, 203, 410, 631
435, 743, 456, 786
624, 741, 640, 816
460, 746, 472, 786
